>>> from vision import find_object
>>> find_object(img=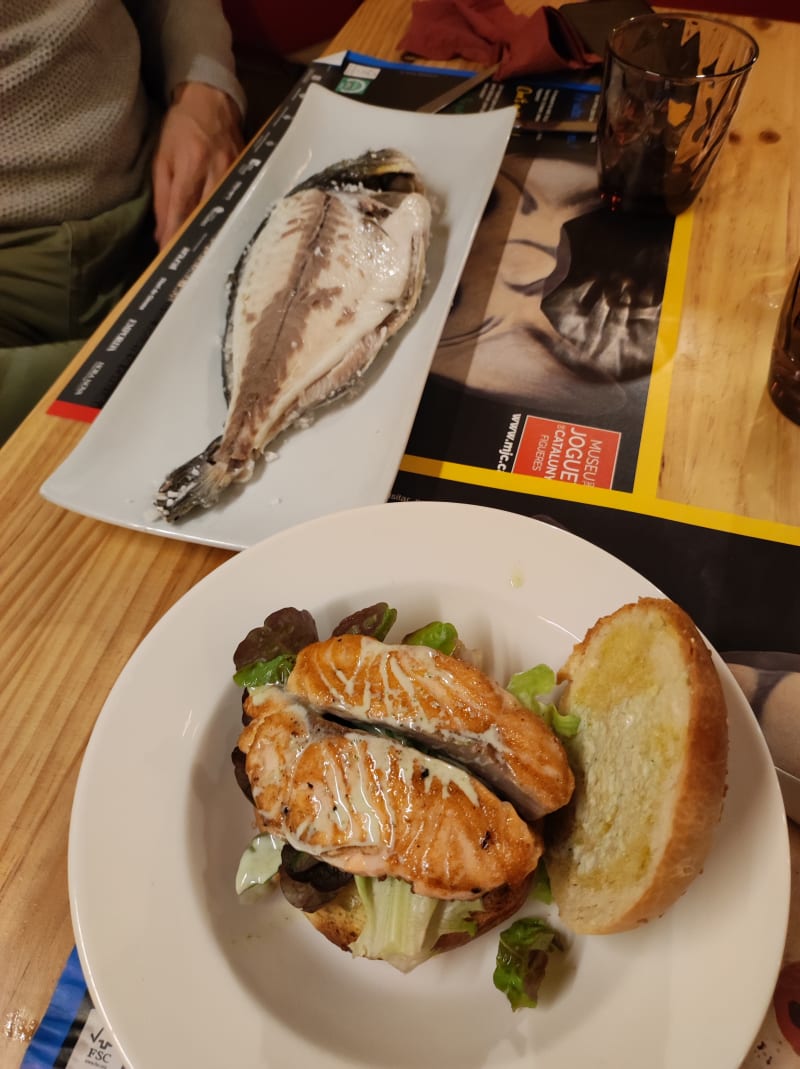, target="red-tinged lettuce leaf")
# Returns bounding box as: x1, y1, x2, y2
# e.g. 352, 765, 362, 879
332, 602, 397, 640
233, 607, 319, 671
